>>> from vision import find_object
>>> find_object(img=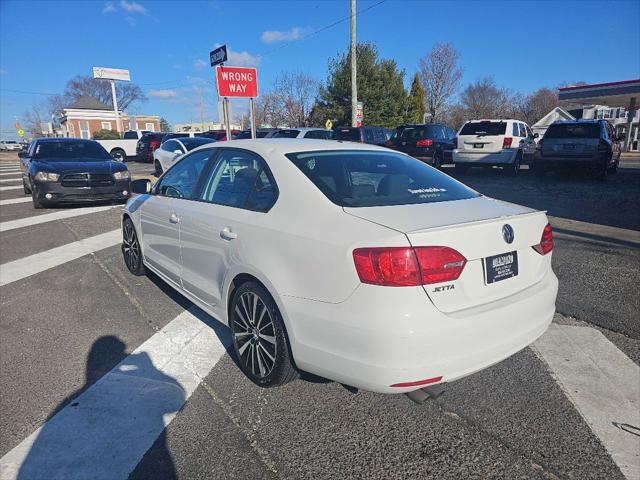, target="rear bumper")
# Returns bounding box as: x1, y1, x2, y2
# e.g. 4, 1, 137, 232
453, 149, 517, 165
282, 268, 558, 393
33, 180, 131, 204
535, 152, 606, 167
